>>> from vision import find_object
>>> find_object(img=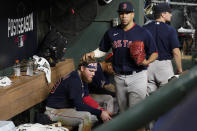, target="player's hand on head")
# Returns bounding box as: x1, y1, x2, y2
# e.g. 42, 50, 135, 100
82, 52, 95, 61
